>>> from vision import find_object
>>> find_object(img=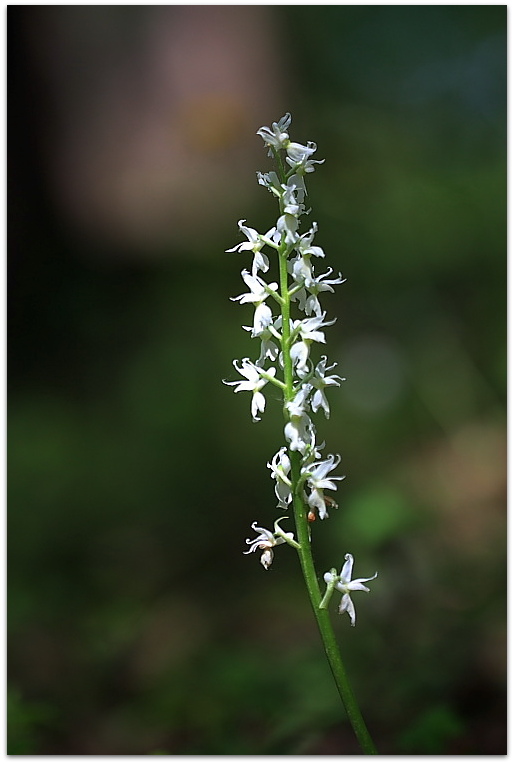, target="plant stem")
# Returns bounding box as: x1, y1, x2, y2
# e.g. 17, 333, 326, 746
277, 245, 377, 756
290, 462, 377, 755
